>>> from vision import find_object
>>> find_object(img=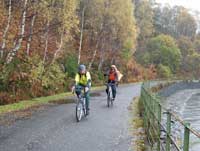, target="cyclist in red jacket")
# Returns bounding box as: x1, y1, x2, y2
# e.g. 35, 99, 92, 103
105, 65, 118, 100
